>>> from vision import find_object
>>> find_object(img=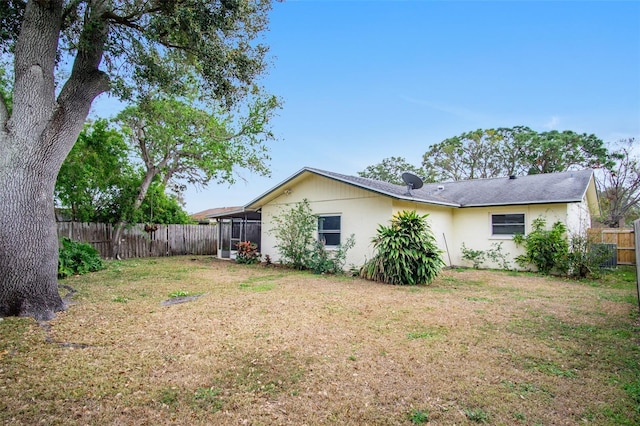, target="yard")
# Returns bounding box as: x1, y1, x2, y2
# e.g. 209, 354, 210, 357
1, 257, 638, 425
